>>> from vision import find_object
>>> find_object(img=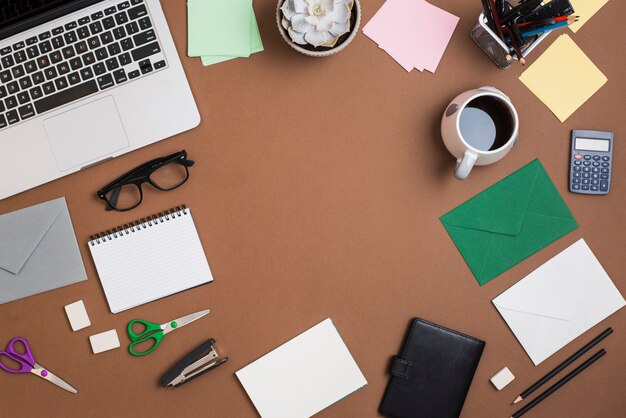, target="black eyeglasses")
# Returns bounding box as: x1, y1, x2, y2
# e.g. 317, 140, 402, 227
97, 150, 194, 211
